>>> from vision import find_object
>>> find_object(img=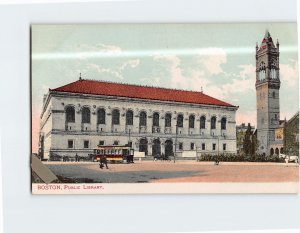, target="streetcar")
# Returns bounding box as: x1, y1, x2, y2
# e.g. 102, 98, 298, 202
93, 145, 134, 163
